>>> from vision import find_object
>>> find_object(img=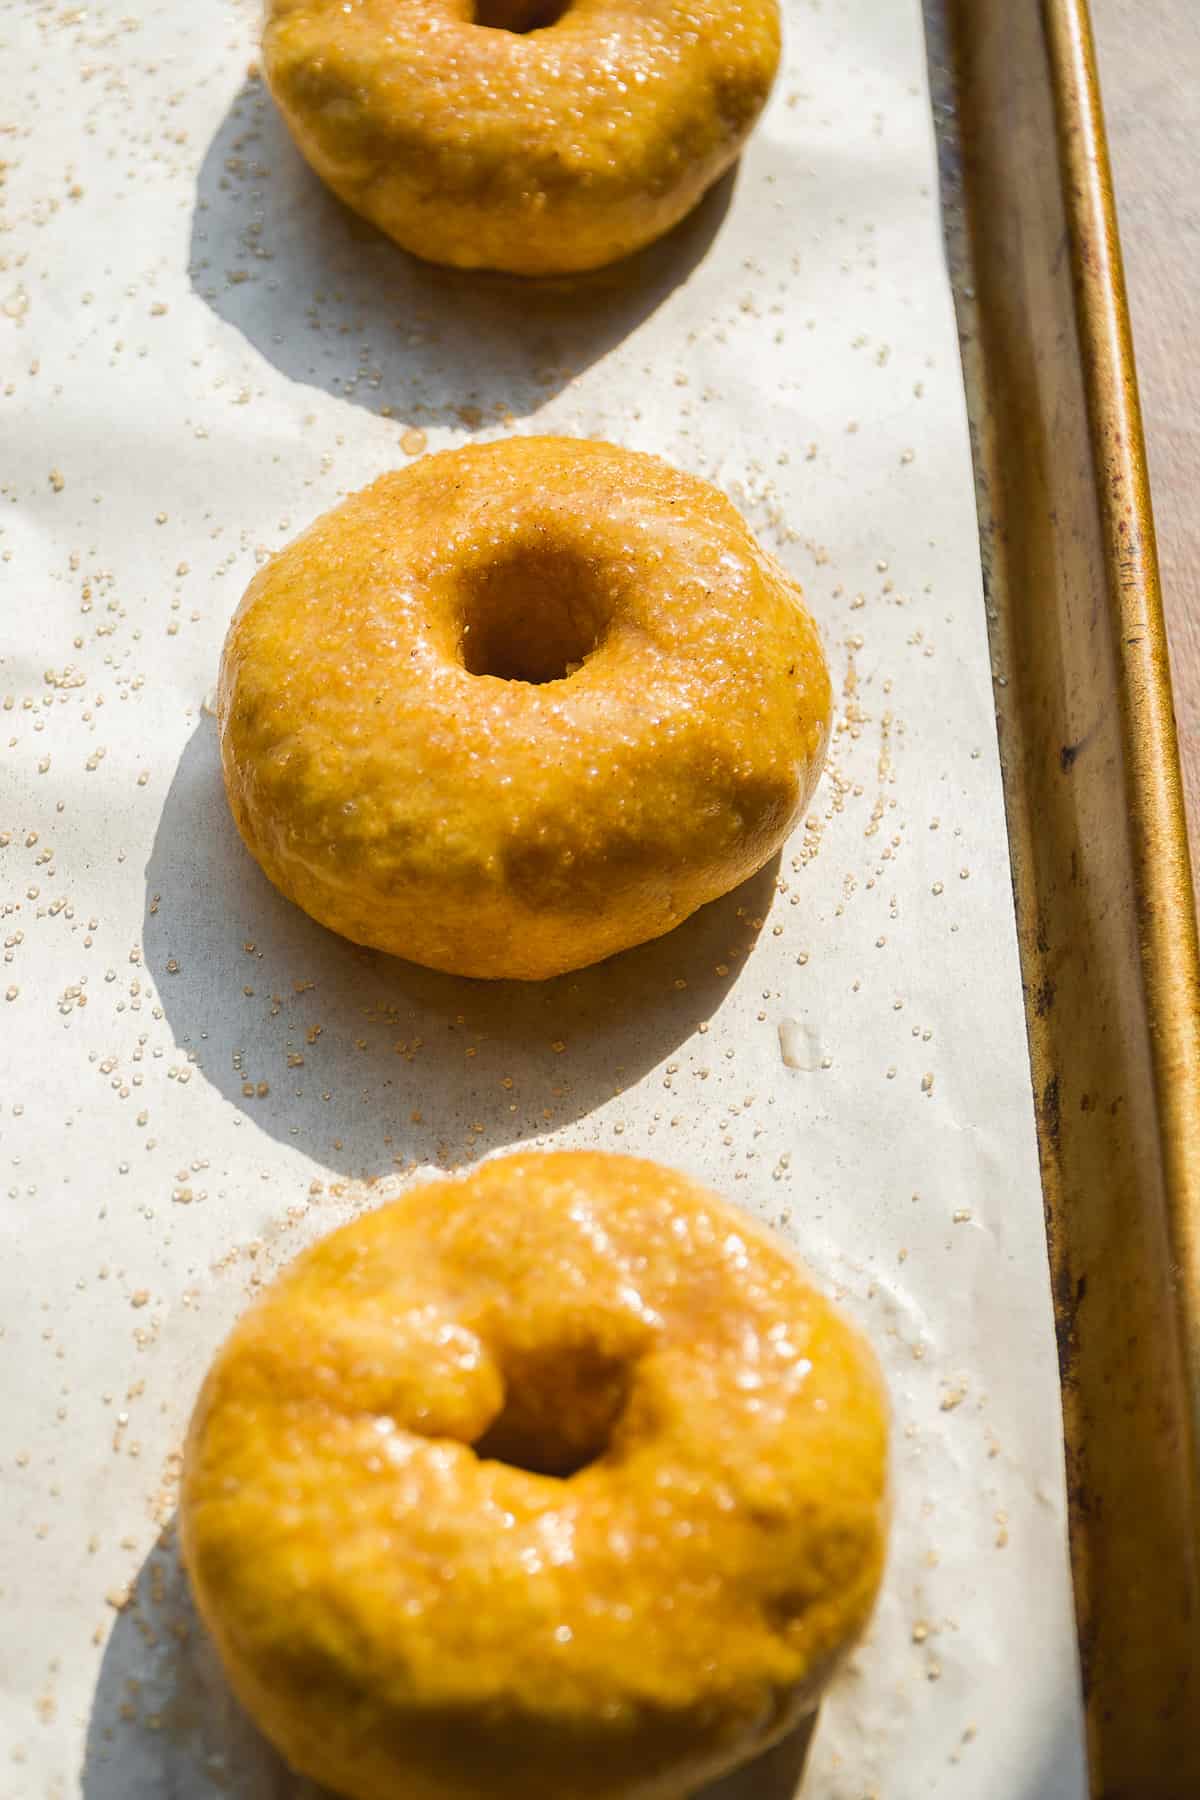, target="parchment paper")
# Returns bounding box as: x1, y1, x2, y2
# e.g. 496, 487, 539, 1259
0, 0, 1088, 1794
